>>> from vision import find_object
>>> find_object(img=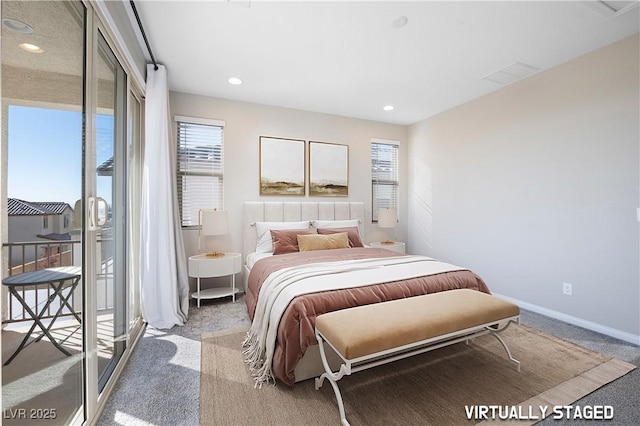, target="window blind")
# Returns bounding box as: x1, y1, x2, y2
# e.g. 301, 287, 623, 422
176, 120, 224, 227
371, 141, 399, 222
